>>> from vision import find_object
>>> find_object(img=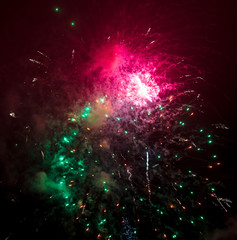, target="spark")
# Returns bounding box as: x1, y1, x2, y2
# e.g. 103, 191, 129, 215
213, 193, 232, 212
37, 51, 50, 59
41, 151, 45, 161
145, 27, 151, 35
127, 168, 132, 182
29, 59, 44, 66
10, 112, 16, 118
71, 49, 75, 64
149, 40, 155, 45
212, 123, 229, 130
